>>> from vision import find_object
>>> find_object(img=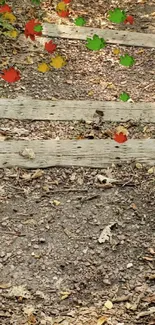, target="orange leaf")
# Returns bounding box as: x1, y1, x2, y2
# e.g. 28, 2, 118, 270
0, 4, 11, 13
113, 132, 127, 143
0, 67, 20, 83
45, 40, 57, 53
24, 19, 42, 41
57, 10, 69, 17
